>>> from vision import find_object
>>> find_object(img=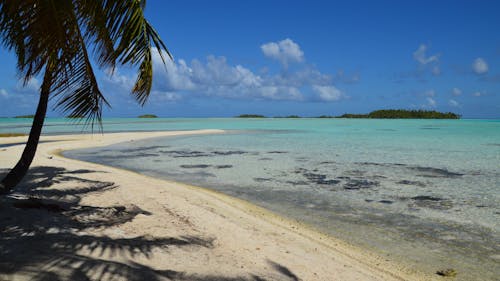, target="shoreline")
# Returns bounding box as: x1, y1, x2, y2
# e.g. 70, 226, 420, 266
0, 130, 433, 280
